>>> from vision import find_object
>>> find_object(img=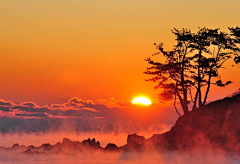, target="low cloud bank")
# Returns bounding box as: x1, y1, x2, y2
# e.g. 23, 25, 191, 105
0, 97, 176, 134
